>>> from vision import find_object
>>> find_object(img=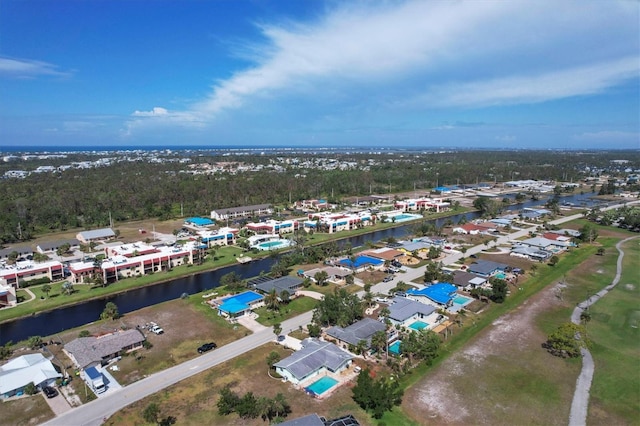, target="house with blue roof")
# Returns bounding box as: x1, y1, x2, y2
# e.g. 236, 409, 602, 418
217, 291, 264, 319
406, 283, 457, 307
